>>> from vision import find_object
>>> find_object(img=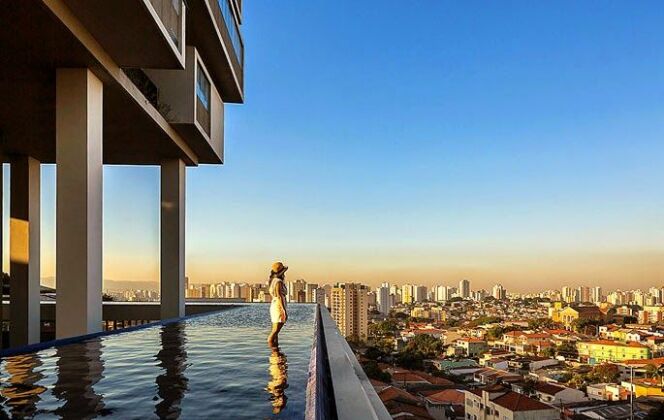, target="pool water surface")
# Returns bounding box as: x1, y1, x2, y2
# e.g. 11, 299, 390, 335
0, 304, 316, 419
